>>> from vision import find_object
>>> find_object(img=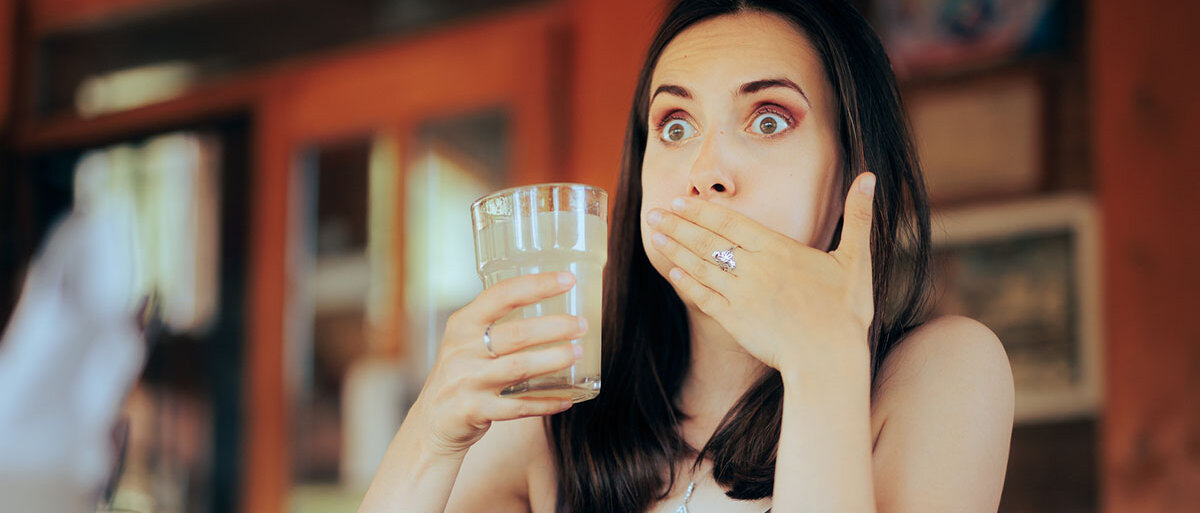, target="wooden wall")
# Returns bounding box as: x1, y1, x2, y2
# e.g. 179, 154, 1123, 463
1092, 1, 1200, 511
566, 0, 667, 193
